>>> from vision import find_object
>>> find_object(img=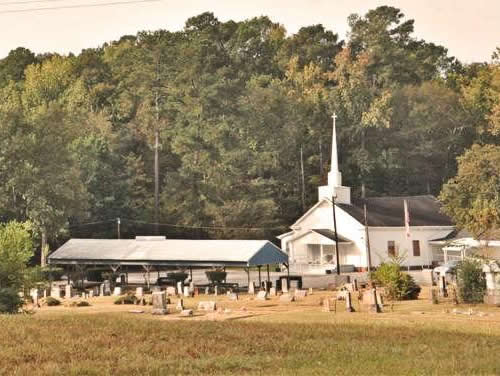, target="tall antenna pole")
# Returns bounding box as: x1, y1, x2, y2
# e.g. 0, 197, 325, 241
117, 218, 121, 239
